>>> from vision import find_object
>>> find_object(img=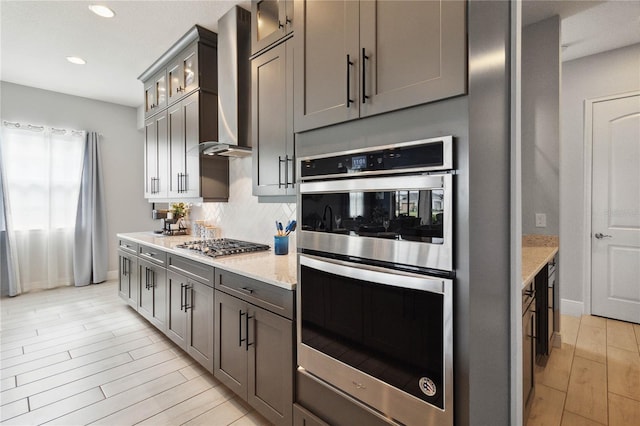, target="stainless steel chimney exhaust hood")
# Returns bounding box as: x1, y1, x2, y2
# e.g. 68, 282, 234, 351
200, 6, 251, 158
200, 141, 252, 157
